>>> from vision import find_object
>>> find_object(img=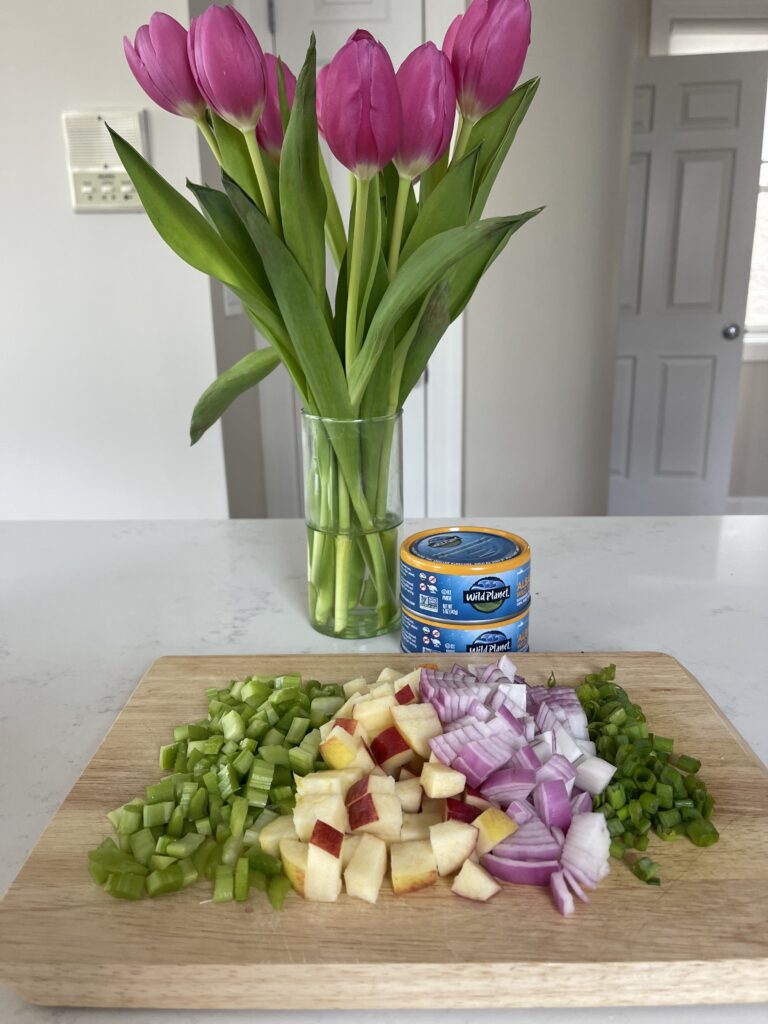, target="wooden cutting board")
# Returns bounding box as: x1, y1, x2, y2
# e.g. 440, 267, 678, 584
1, 652, 766, 1010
